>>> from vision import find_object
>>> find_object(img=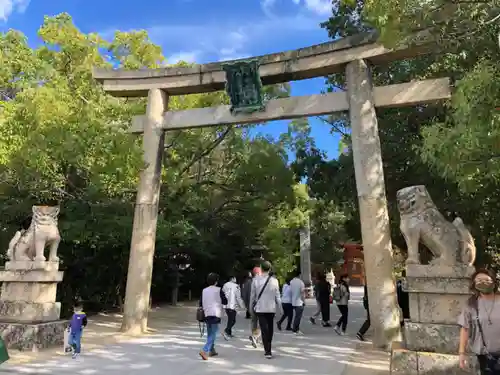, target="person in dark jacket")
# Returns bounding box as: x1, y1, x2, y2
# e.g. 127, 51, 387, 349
310, 273, 324, 325
397, 270, 410, 326
244, 267, 262, 347
241, 272, 253, 319
357, 282, 370, 341
315, 273, 332, 327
